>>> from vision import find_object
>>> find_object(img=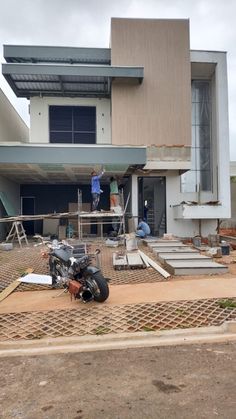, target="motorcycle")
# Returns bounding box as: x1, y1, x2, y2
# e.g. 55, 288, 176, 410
46, 240, 109, 303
